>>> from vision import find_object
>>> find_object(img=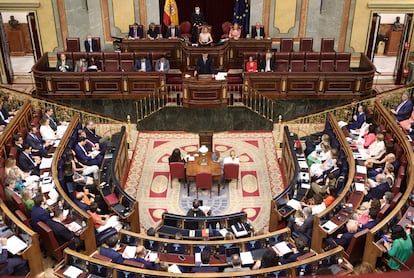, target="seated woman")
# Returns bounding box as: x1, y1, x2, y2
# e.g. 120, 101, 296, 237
228, 23, 241, 39
147, 22, 159, 39
88, 201, 122, 232
21, 189, 34, 212
383, 224, 413, 270
168, 148, 186, 164
310, 148, 337, 178
39, 117, 57, 141
246, 56, 258, 72
306, 134, 331, 166
347, 105, 366, 130
360, 133, 385, 160
87, 56, 101, 72
399, 110, 414, 130
75, 183, 95, 206
67, 149, 99, 181
5, 158, 39, 190
198, 26, 213, 46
